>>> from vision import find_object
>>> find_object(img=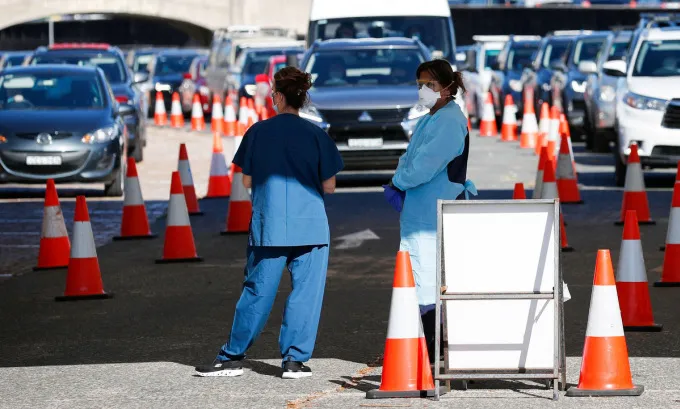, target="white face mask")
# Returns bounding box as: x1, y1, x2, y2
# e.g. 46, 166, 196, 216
418, 86, 441, 109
